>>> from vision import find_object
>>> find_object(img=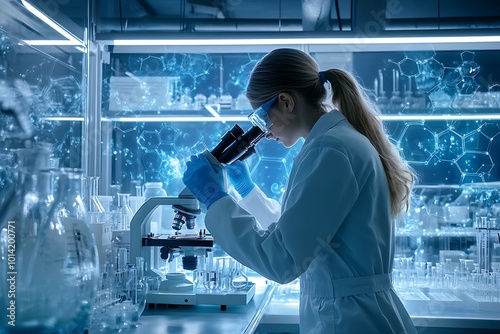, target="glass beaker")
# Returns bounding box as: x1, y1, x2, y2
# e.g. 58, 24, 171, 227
0, 166, 99, 333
